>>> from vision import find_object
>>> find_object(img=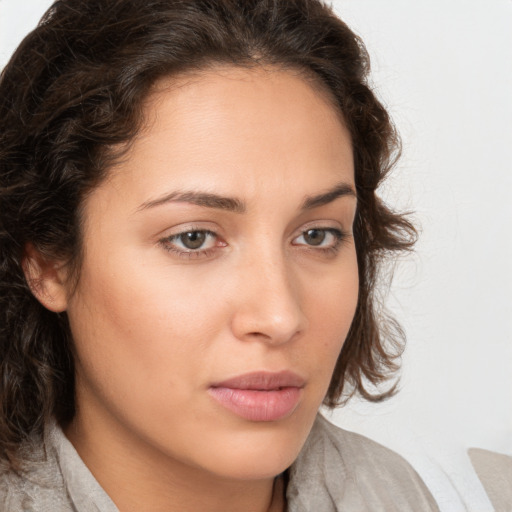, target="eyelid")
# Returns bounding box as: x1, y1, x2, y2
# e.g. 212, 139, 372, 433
167, 229, 217, 249
157, 221, 350, 260
291, 218, 347, 238
292, 227, 346, 246
155, 220, 221, 239
158, 225, 226, 259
